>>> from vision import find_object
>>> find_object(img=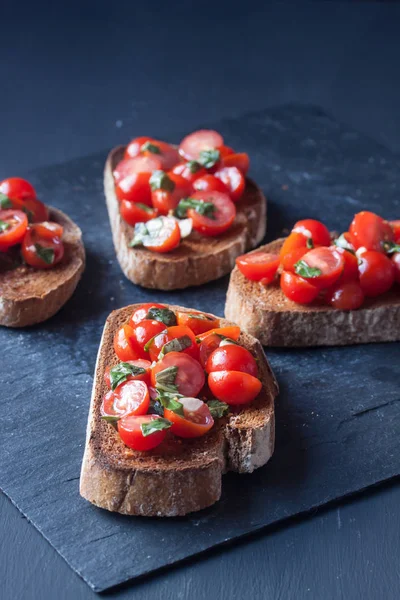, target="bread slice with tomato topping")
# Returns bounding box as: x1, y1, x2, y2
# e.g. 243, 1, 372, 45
80, 303, 278, 517
0, 207, 85, 327
225, 238, 400, 347
103, 146, 266, 290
